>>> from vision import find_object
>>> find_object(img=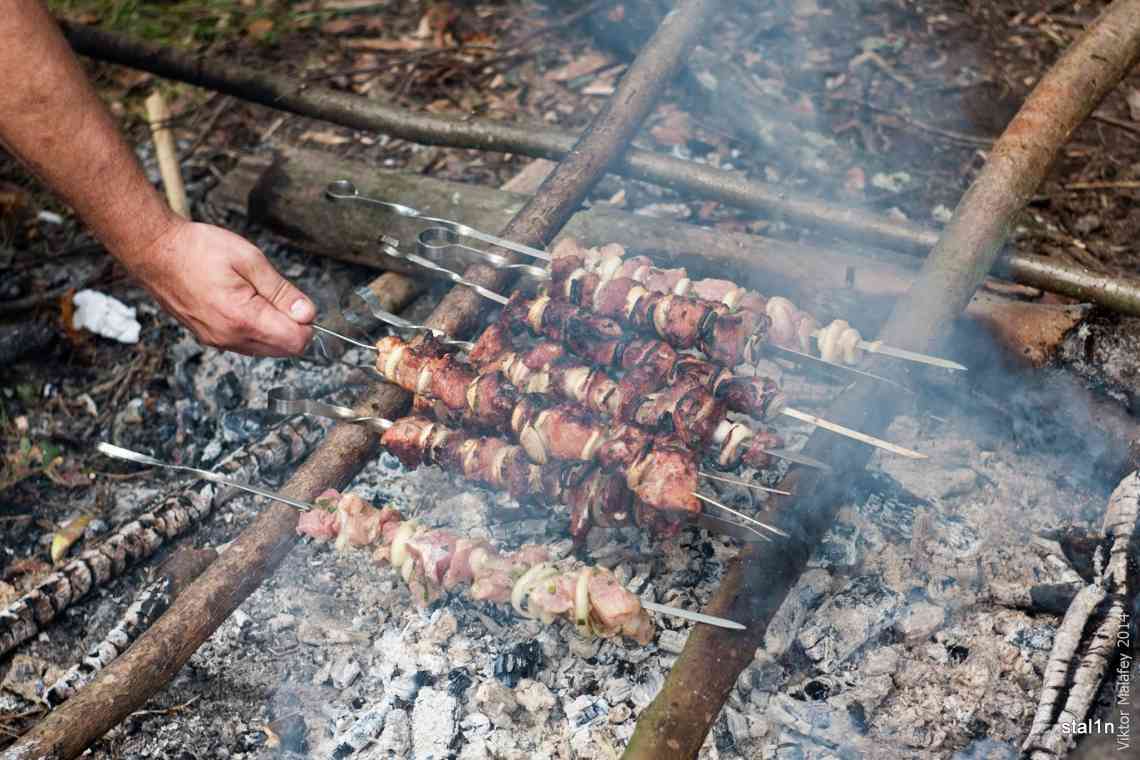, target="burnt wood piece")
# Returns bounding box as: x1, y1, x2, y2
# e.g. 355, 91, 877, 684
43, 546, 217, 707
10, 2, 714, 756
59, 19, 1140, 317
0, 417, 321, 659
624, 1, 1140, 757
